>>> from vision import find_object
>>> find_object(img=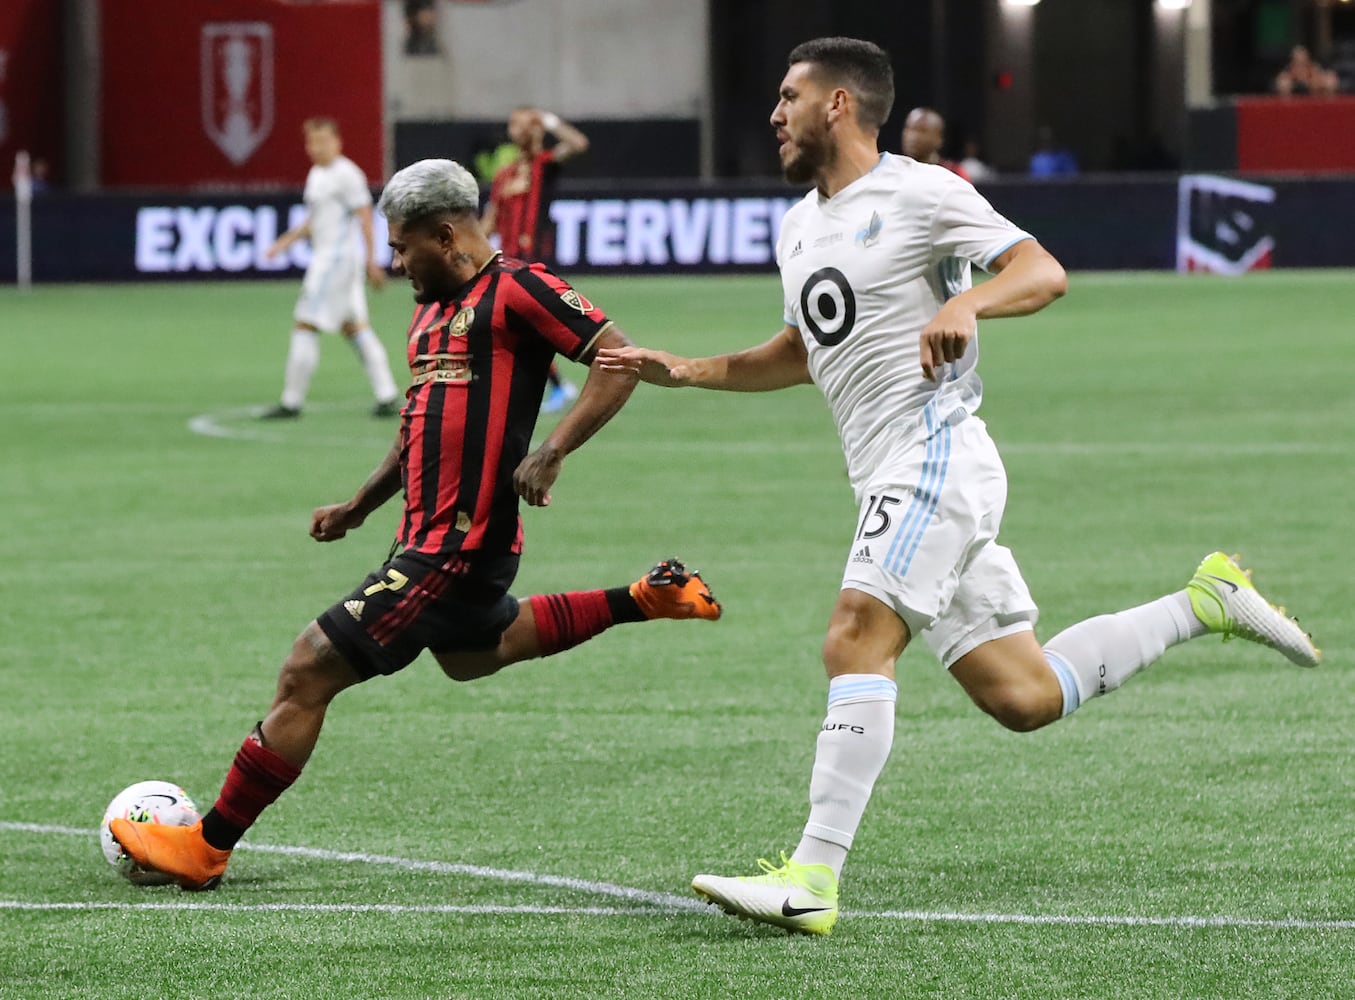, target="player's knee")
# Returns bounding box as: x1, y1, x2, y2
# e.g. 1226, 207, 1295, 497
822, 621, 864, 674
822, 591, 910, 675
973, 682, 1059, 732
276, 629, 352, 707
435, 651, 503, 683
437, 660, 488, 682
